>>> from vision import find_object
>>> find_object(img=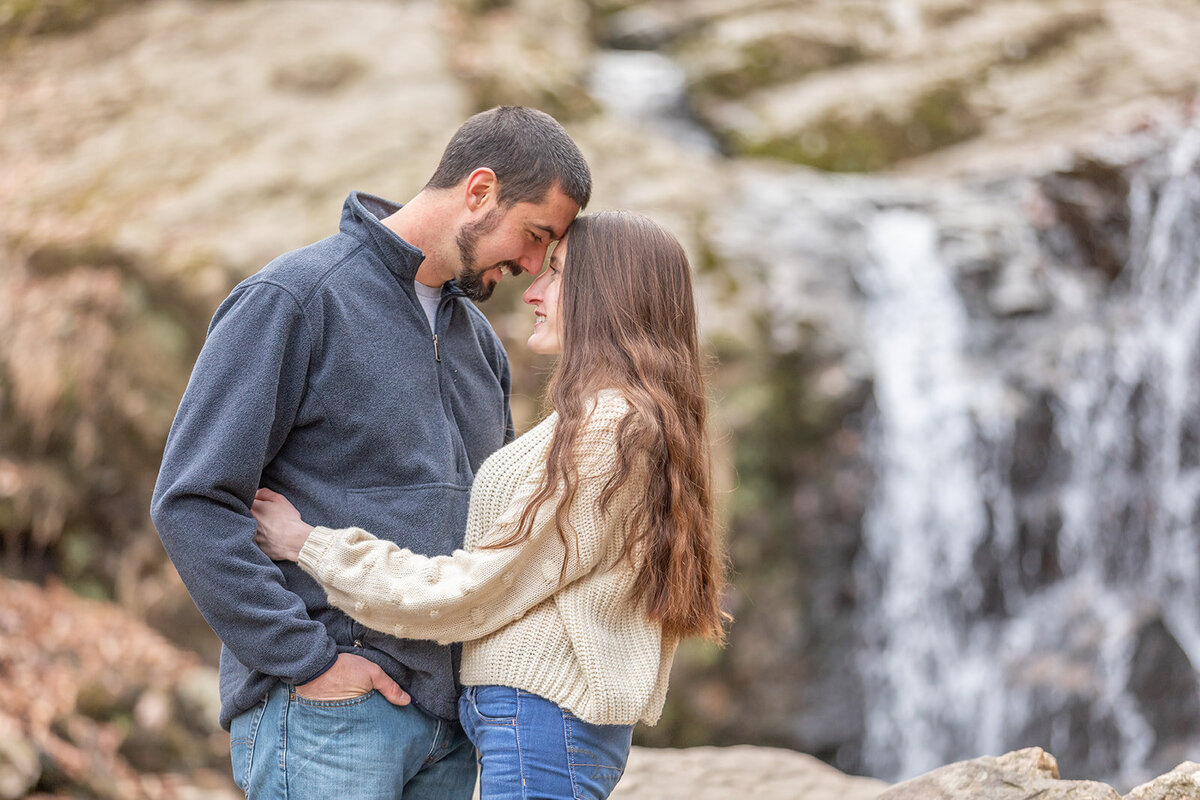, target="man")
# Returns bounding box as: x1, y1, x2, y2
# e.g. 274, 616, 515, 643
150, 106, 590, 799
